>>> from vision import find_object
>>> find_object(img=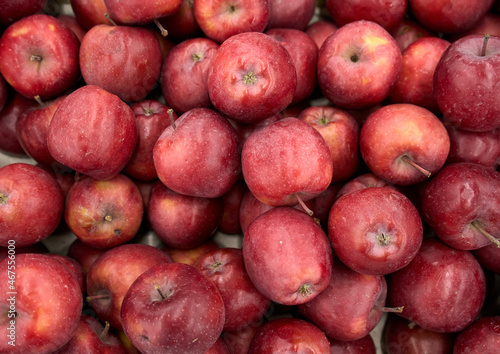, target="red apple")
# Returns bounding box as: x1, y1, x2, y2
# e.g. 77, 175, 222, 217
161, 238, 220, 266
359, 103, 450, 185
267, 0, 316, 30
79, 24, 163, 102
46, 253, 86, 295
0, 253, 82, 353
0, 14, 80, 100
57, 14, 87, 42
0, 162, 64, 247
317, 20, 402, 109
47, 85, 138, 181
219, 179, 247, 235
389, 16, 436, 52
434, 34, 500, 132
153, 107, 241, 198
69, 0, 114, 30
0, 0, 47, 26
103, 0, 182, 25
305, 19, 338, 49
66, 238, 106, 274
222, 323, 262, 354
453, 316, 500, 353
0, 73, 7, 112
121, 262, 225, 353
207, 31, 296, 124
335, 172, 400, 200
242, 207, 333, 305
0, 93, 36, 155
156, 0, 203, 42
329, 335, 377, 354
473, 243, 500, 274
